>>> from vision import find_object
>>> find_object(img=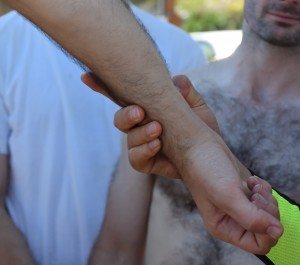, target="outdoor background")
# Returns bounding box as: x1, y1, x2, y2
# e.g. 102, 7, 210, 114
0, 0, 244, 31
0, 0, 9, 15
0, 0, 245, 60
